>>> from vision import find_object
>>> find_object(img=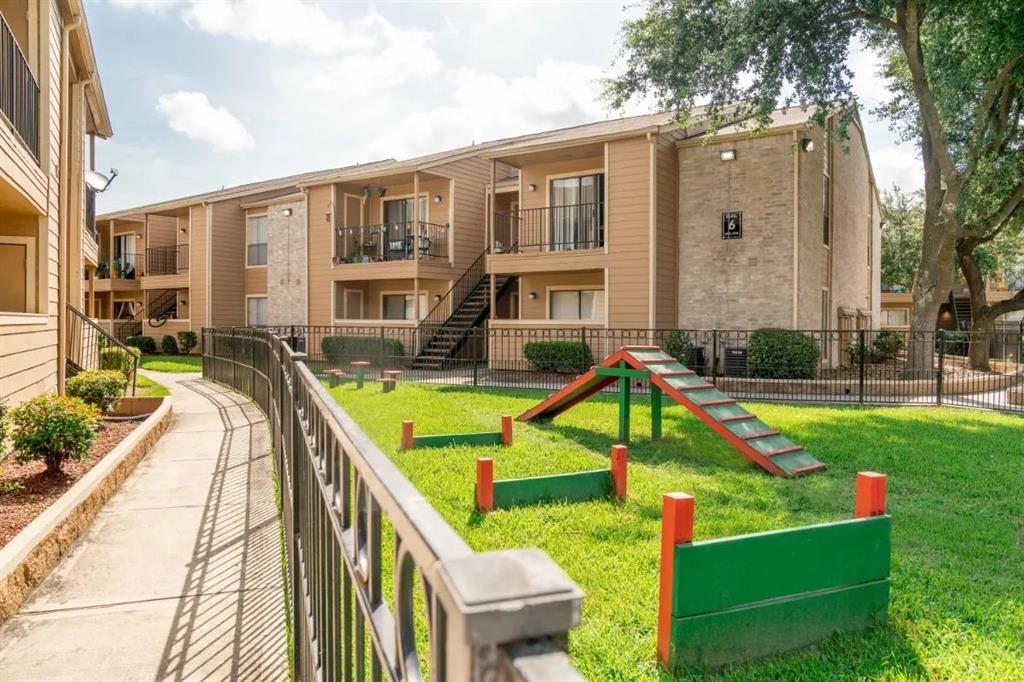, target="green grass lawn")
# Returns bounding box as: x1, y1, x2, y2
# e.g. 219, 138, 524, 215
132, 373, 169, 397
138, 354, 202, 373
328, 381, 1024, 681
